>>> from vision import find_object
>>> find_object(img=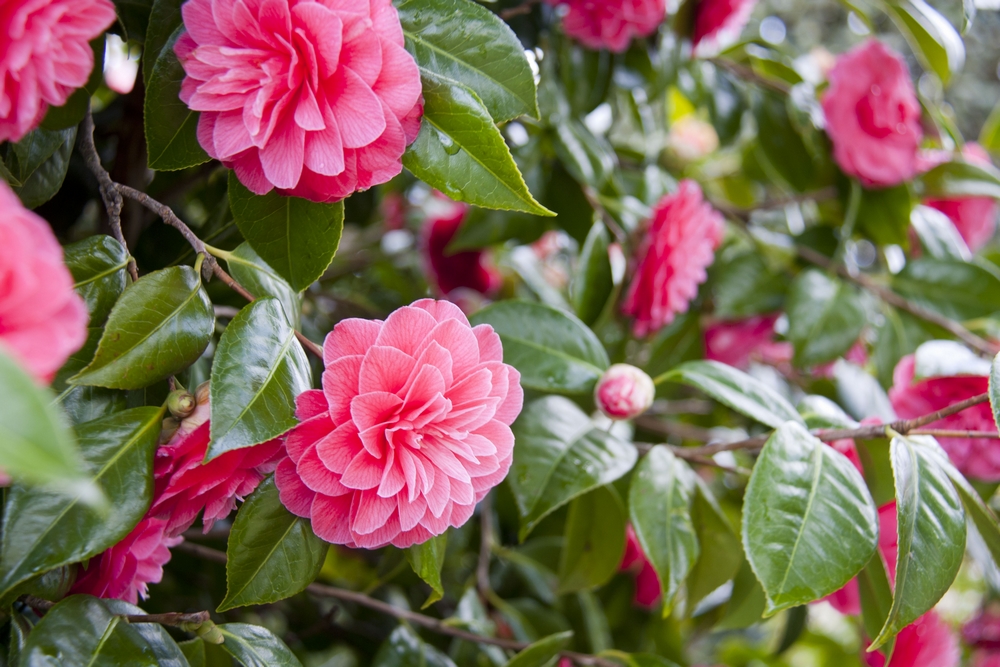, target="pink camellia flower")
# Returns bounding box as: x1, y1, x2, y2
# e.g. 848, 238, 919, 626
275, 299, 523, 549
622, 180, 724, 337
692, 0, 757, 56
151, 384, 283, 536
889, 355, 1000, 481
703, 315, 793, 370
620, 525, 661, 608
821, 40, 922, 188
71, 516, 183, 604
0, 0, 115, 143
866, 611, 959, 667
544, 0, 666, 53
823, 501, 895, 616
925, 144, 998, 252
966, 608, 1000, 667
0, 181, 87, 383
422, 197, 502, 299
176, 0, 423, 203
594, 364, 655, 420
